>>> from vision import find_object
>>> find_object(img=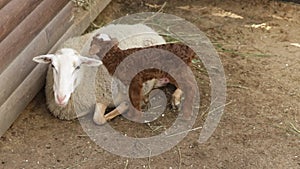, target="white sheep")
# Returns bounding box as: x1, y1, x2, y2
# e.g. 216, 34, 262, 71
32, 24, 167, 124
